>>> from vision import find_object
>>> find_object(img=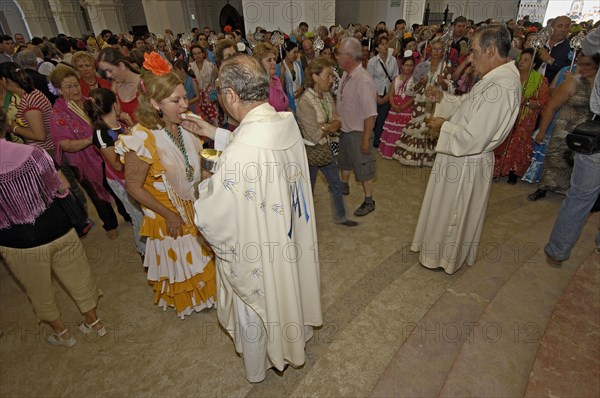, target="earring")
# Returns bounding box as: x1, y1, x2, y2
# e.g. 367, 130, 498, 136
157, 109, 163, 118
